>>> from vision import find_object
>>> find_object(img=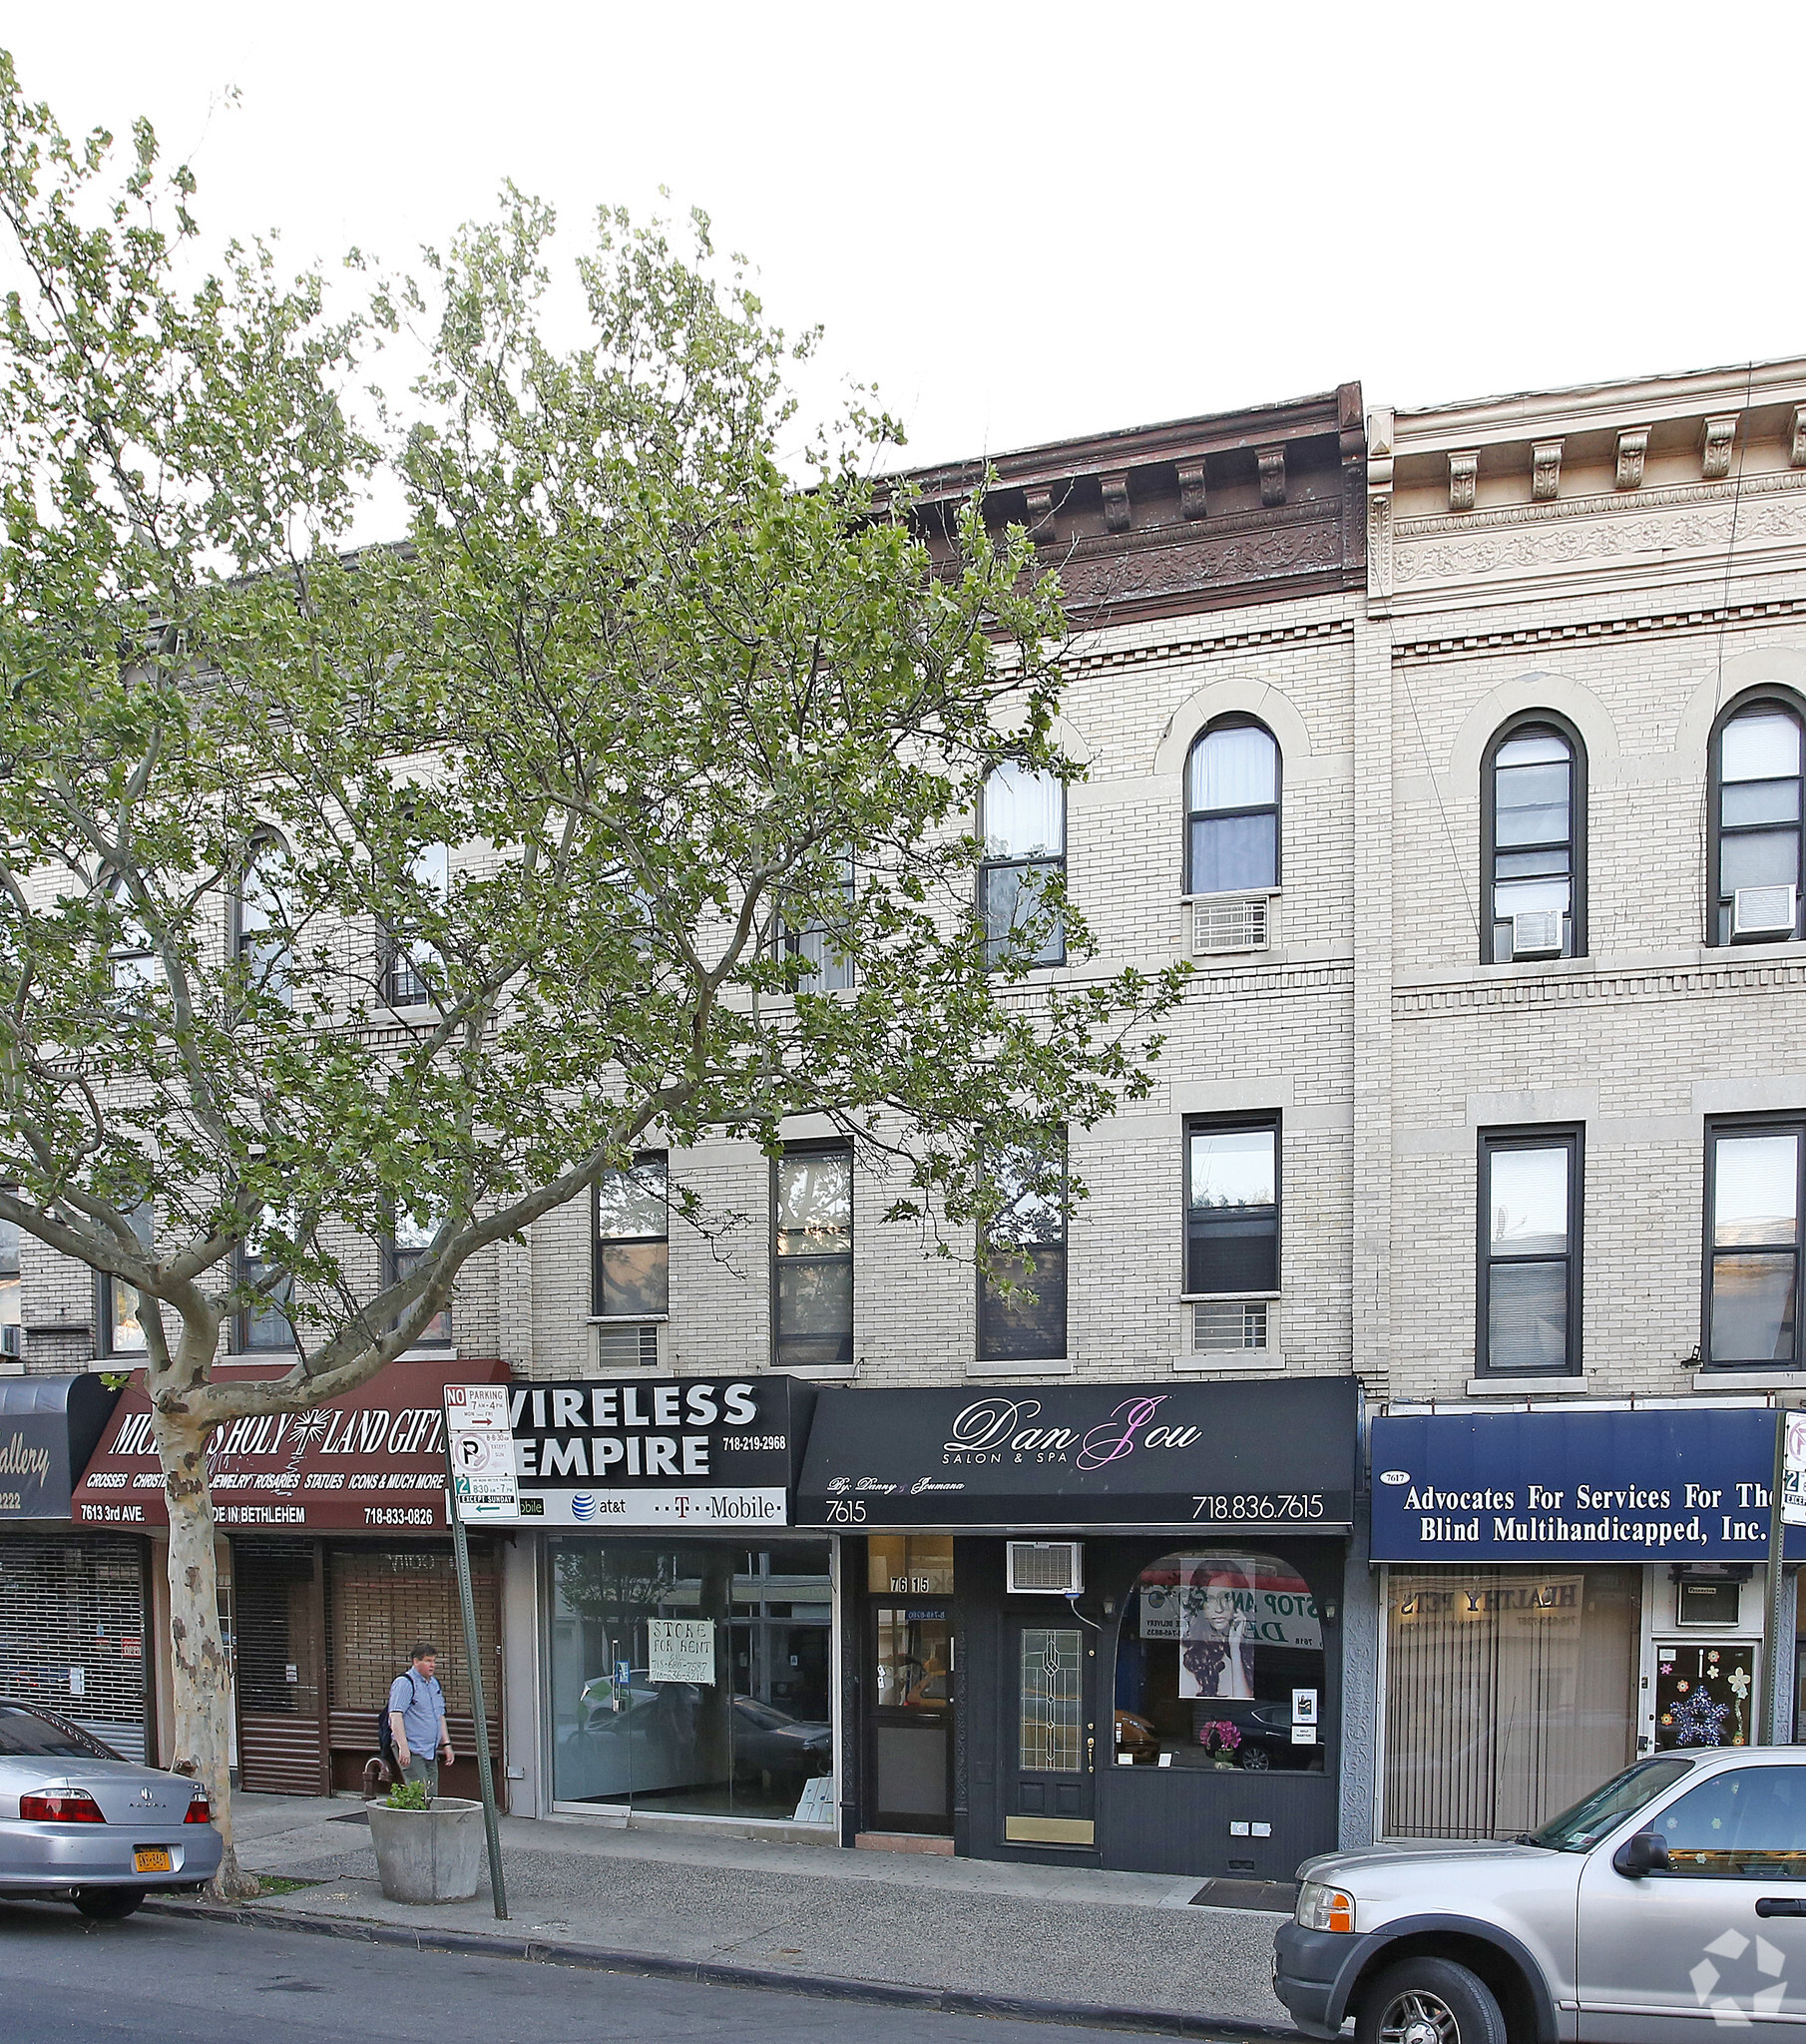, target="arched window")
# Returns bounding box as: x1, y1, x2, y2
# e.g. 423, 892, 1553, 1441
979, 763, 1065, 968
1482, 718, 1585, 963
1709, 696, 1805, 945
236, 833, 290, 999
1185, 720, 1278, 895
